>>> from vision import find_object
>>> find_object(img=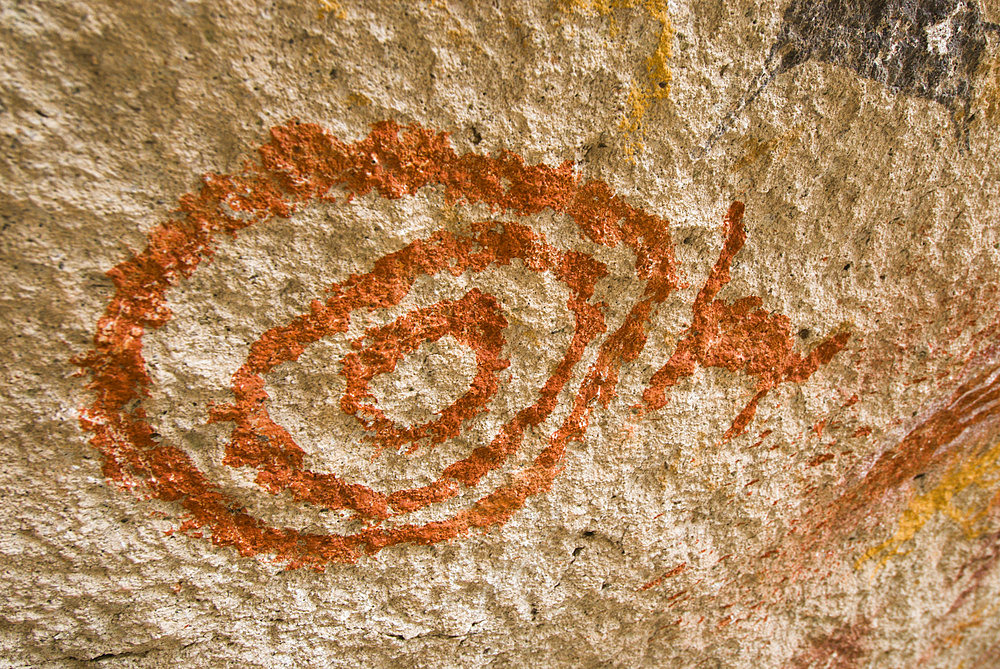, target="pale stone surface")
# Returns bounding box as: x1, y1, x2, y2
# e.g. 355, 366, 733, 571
2, 0, 1000, 666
